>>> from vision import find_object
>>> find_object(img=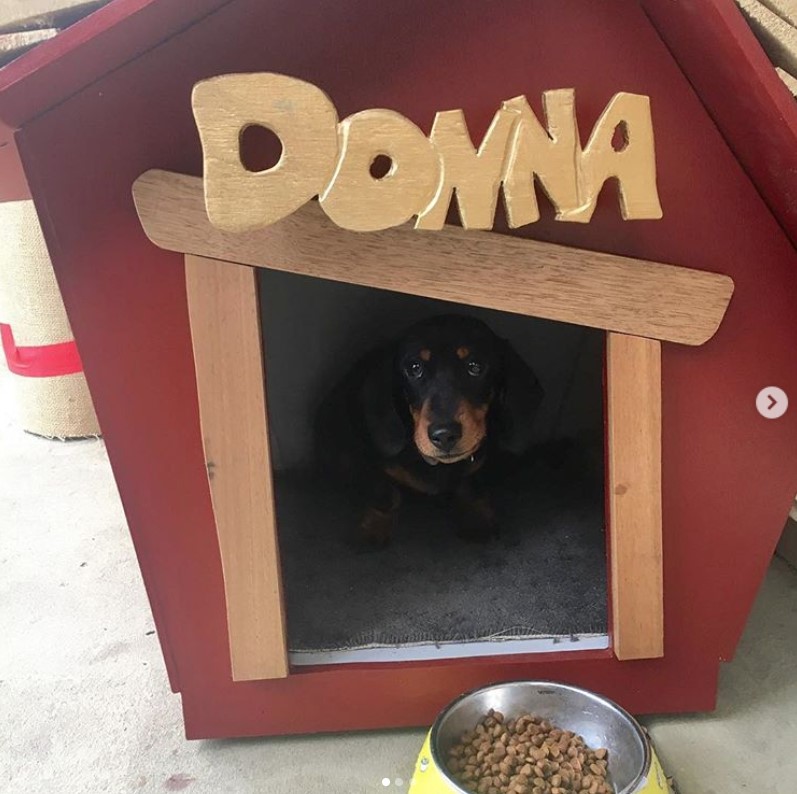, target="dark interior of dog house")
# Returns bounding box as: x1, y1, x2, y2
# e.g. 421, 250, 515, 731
259, 269, 608, 664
